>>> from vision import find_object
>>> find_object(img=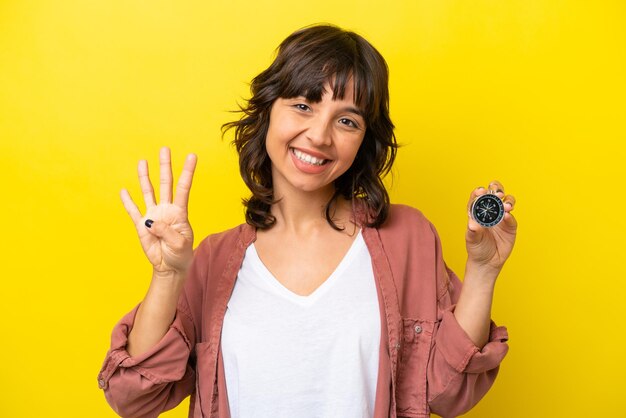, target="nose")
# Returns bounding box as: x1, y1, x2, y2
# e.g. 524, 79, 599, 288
305, 115, 332, 147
